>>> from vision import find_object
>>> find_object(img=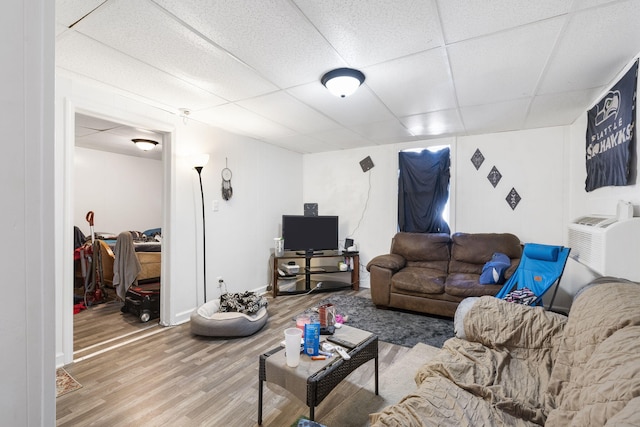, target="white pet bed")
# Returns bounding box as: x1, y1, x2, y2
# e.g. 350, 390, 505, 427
190, 298, 268, 337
